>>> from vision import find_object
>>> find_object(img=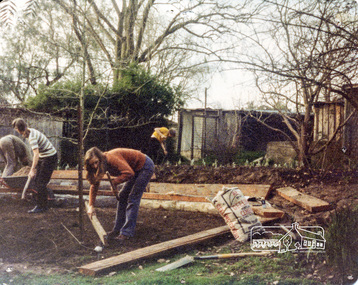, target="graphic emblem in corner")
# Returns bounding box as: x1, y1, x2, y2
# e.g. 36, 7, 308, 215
250, 222, 326, 253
